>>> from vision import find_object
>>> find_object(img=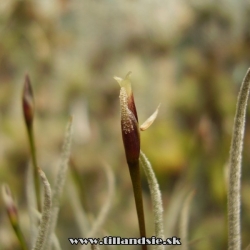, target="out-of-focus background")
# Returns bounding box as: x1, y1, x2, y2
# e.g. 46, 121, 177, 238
1, 0, 250, 249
